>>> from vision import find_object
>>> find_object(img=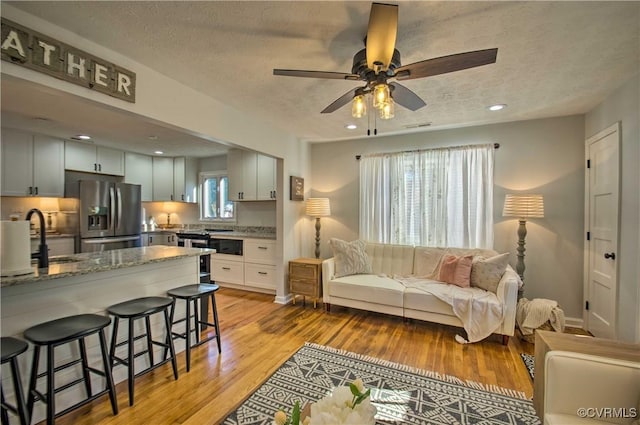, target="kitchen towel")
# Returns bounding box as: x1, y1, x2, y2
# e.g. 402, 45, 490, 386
1, 220, 34, 276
